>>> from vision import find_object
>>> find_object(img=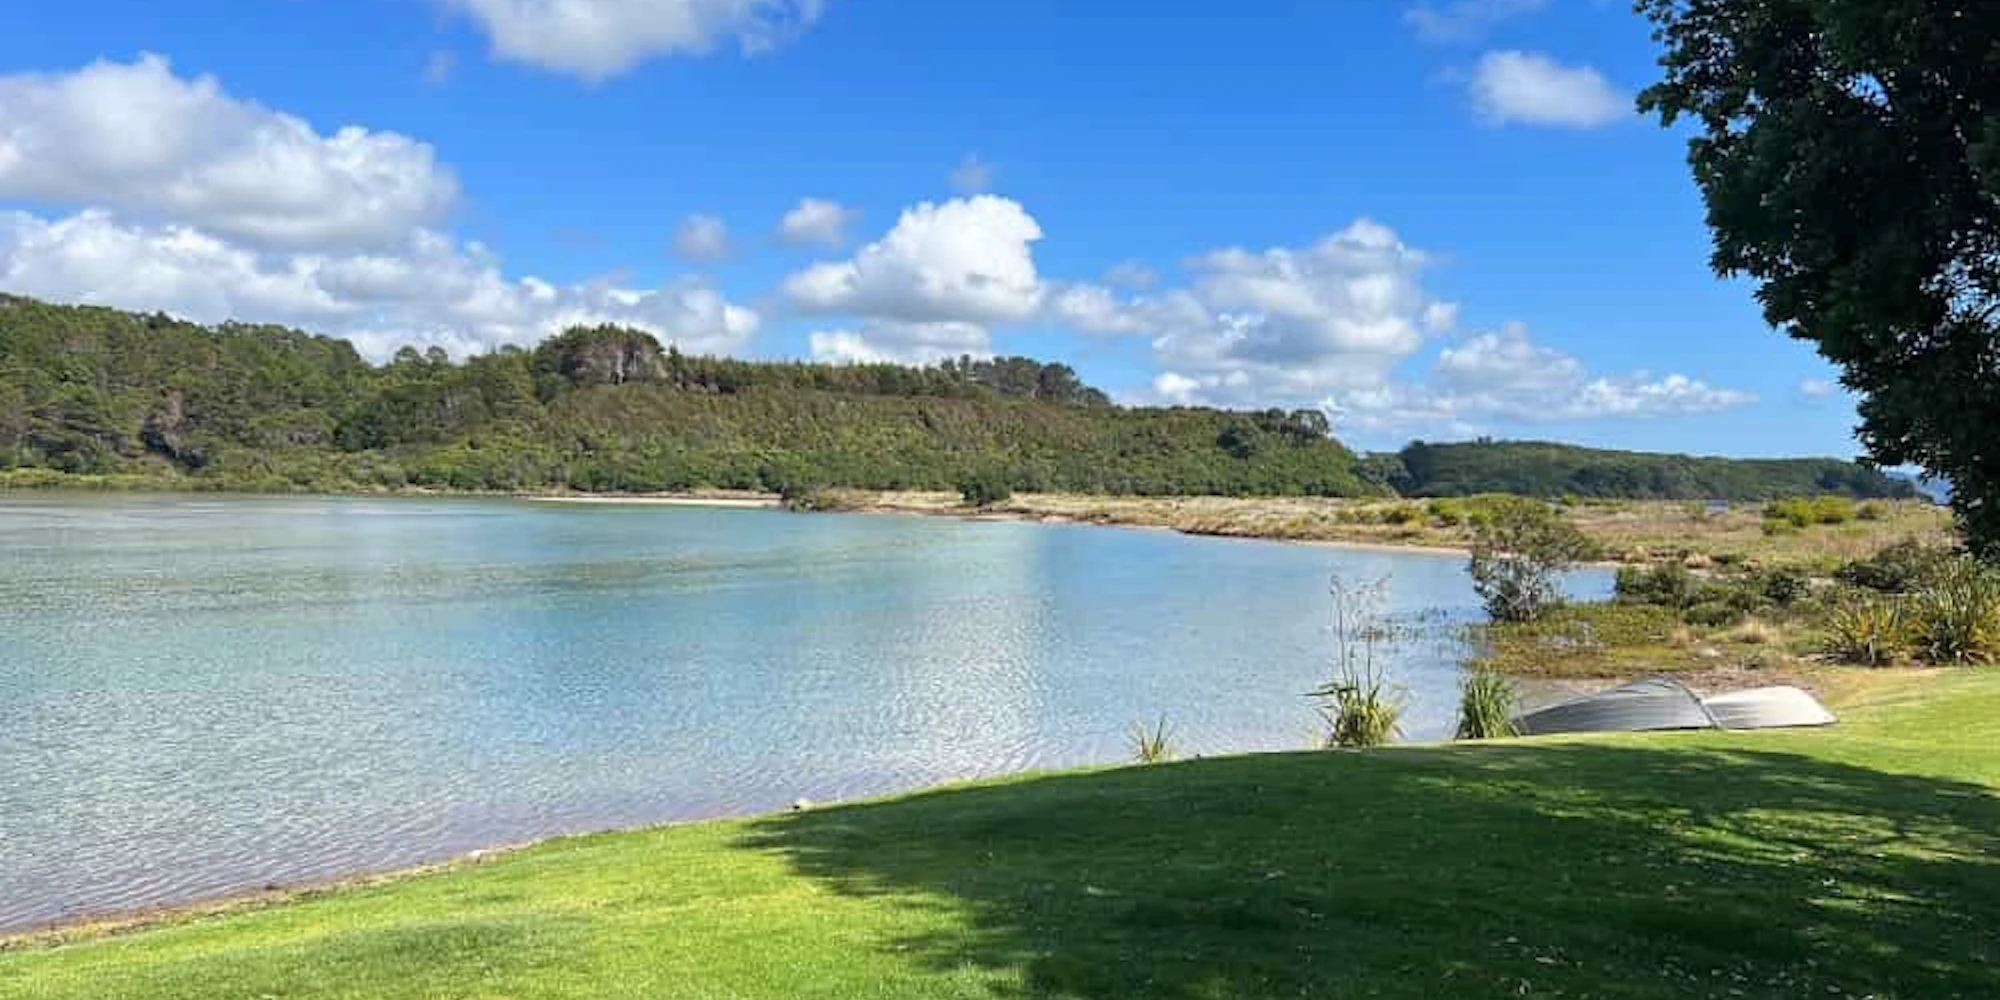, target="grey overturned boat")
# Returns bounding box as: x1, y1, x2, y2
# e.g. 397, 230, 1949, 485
1514, 677, 1836, 737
